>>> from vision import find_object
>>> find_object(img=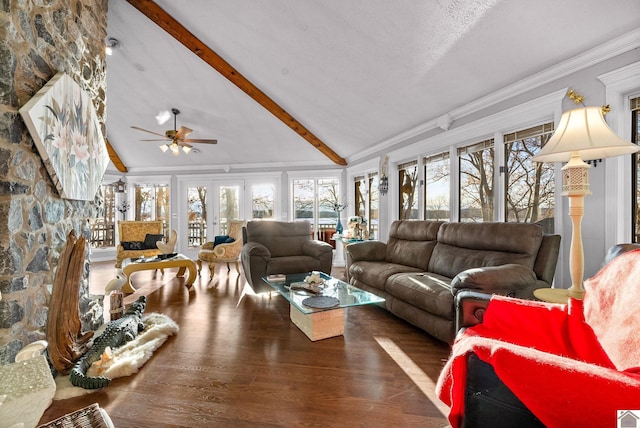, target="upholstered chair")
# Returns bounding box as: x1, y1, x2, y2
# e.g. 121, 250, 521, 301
197, 220, 246, 279
115, 221, 164, 268
241, 220, 334, 293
